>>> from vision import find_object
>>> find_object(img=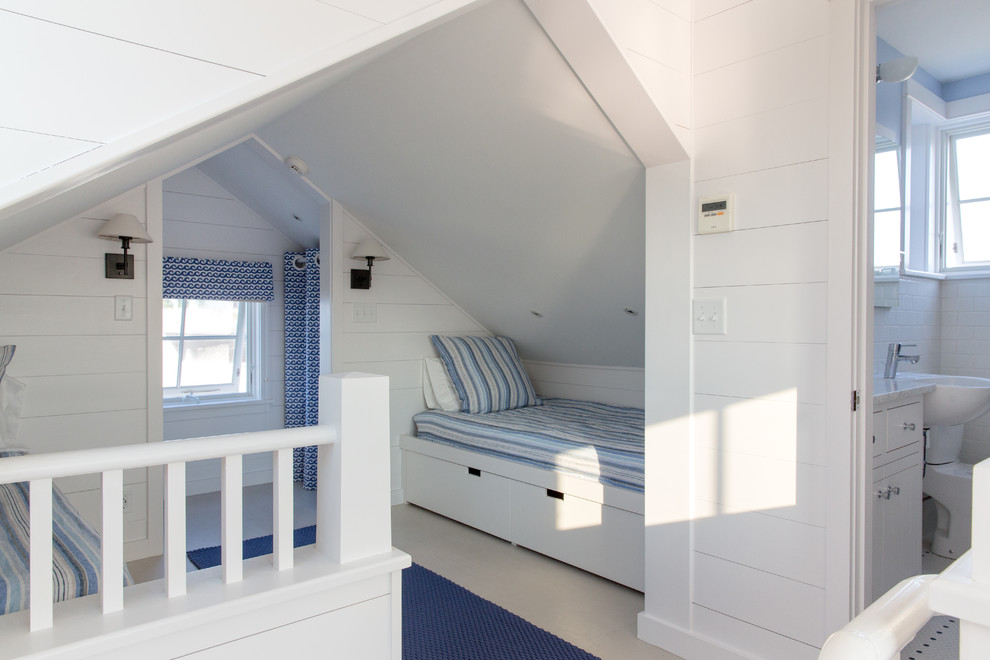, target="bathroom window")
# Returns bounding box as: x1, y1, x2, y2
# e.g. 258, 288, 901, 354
163, 299, 262, 405
874, 147, 903, 272
944, 125, 990, 270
